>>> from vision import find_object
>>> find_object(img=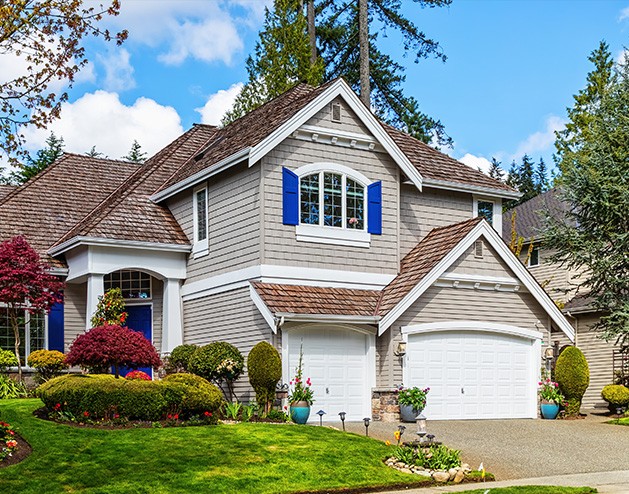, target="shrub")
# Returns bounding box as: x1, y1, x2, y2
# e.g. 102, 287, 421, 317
247, 341, 281, 414
162, 373, 223, 418
125, 370, 151, 381
66, 324, 161, 377
601, 384, 629, 408
392, 444, 461, 470
27, 349, 68, 382
165, 344, 198, 374
0, 375, 26, 399
398, 386, 430, 410
91, 288, 128, 327
189, 342, 244, 401
0, 349, 17, 373
555, 346, 590, 416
